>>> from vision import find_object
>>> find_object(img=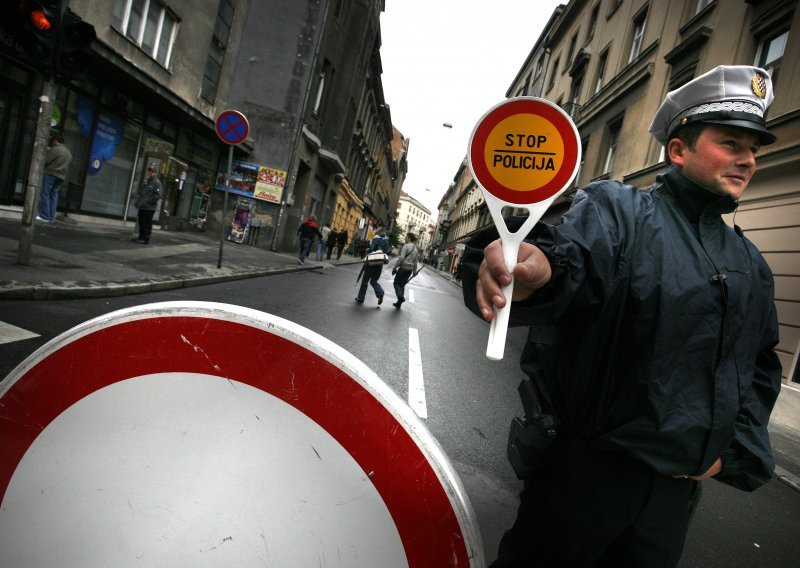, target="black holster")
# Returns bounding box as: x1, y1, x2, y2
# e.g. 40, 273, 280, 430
507, 378, 558, 480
